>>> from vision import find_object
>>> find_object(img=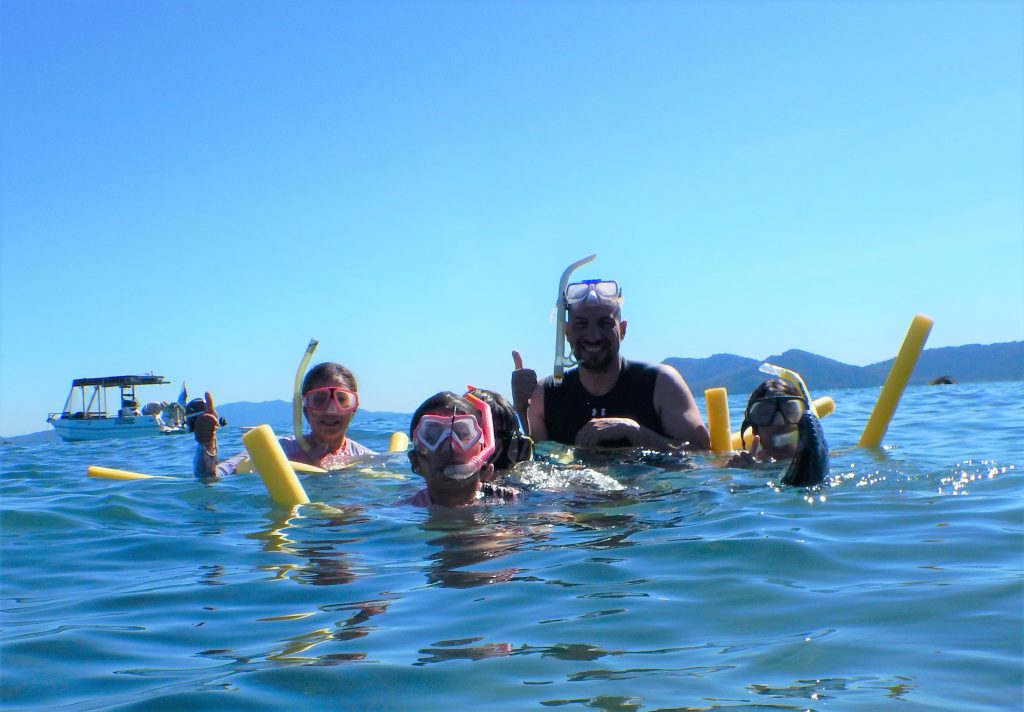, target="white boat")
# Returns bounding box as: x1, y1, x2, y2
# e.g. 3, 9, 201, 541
47, 375, 188, 442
